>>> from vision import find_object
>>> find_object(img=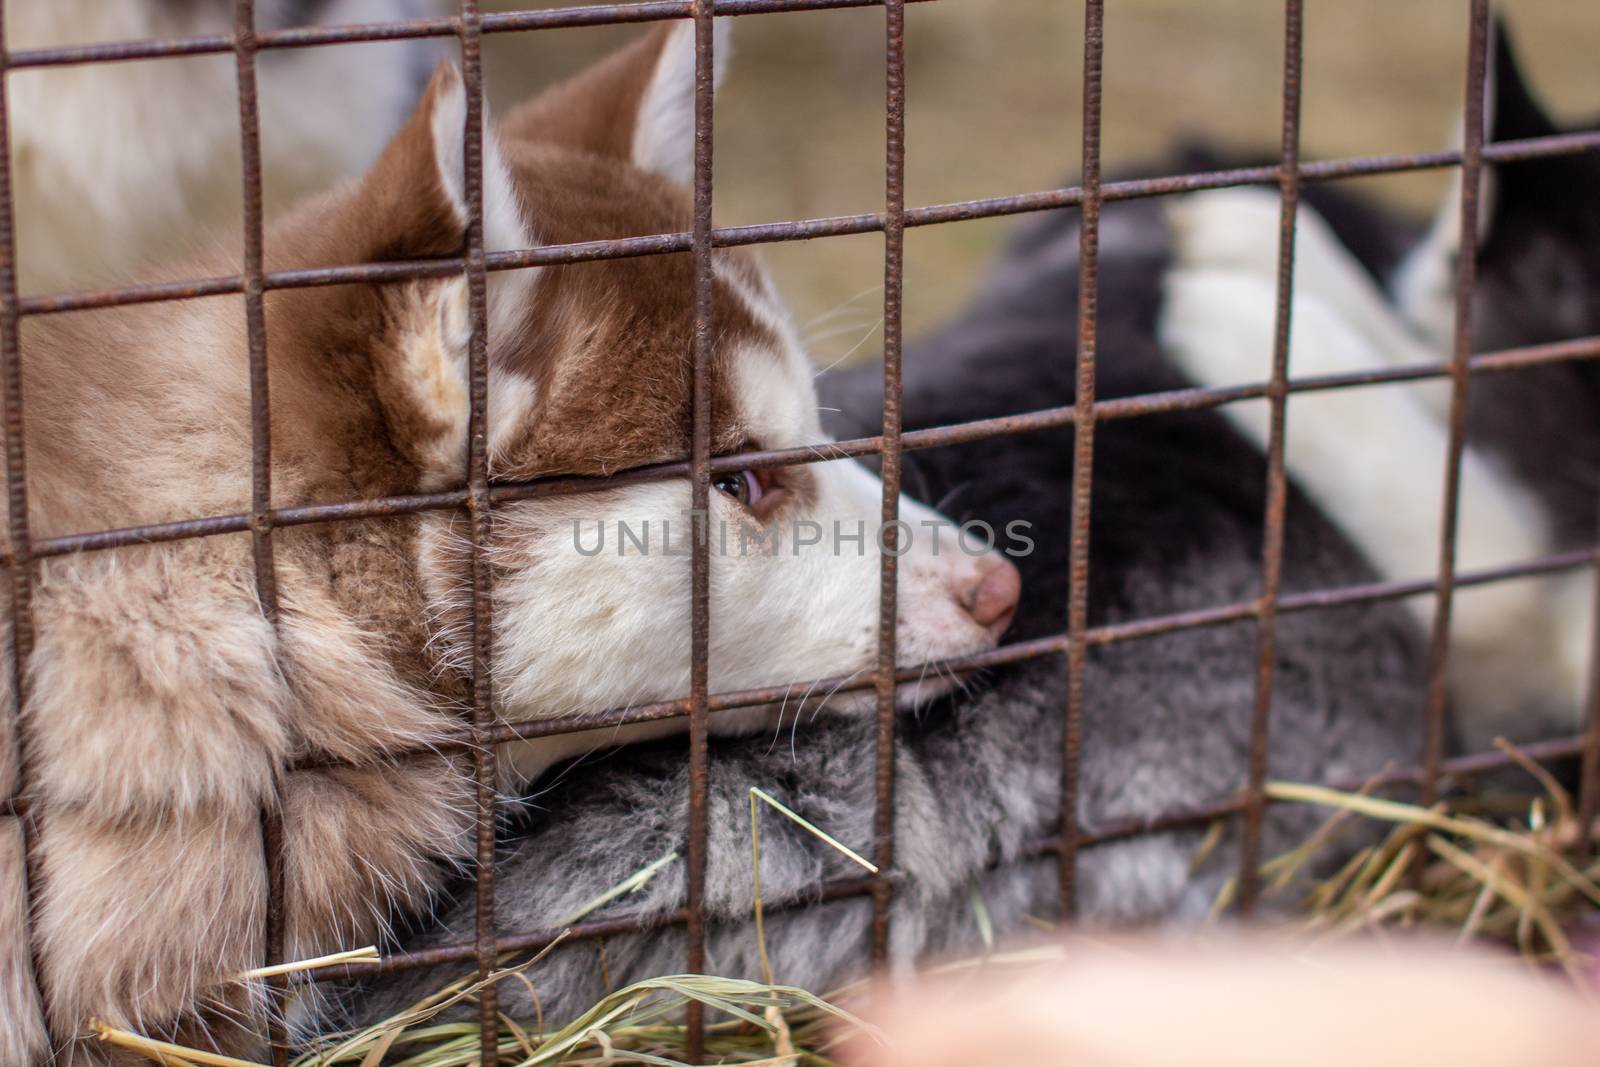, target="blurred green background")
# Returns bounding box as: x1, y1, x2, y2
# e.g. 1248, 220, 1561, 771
483, 0, 1599, 363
